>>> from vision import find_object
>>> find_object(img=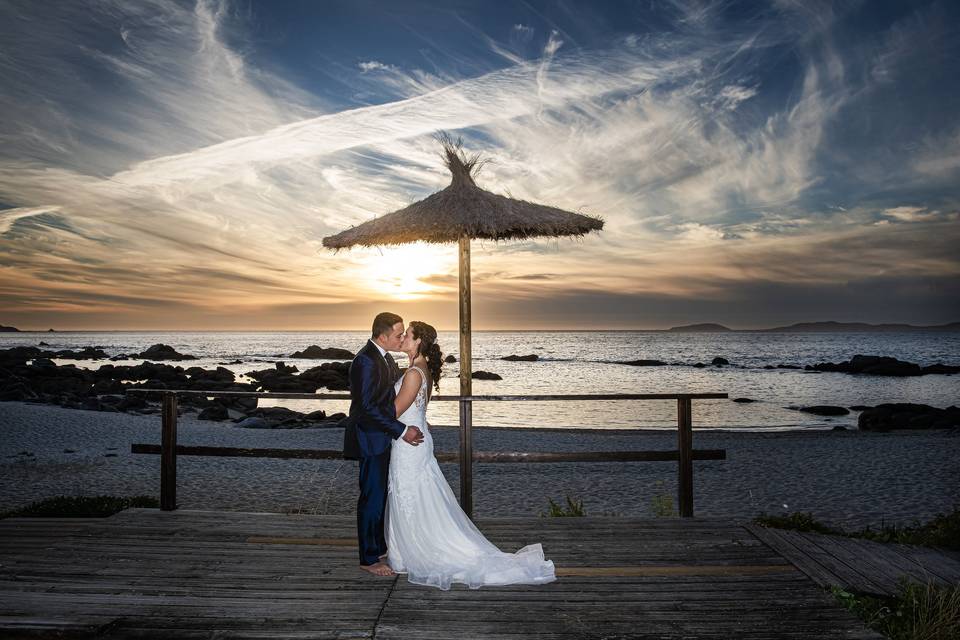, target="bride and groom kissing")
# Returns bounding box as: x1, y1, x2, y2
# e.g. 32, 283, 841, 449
343, 312, 556, 590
